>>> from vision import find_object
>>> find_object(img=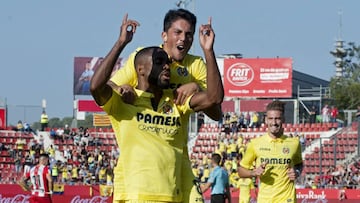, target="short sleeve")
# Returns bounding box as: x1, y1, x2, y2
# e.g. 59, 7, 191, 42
101, 90, 123, 116
177, 94, 195, 116
292, 141, 303, 165
239, 140, 257, 169
207, 169, 217, 184
190, 57, 207, 90
110, 48, 143, 87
